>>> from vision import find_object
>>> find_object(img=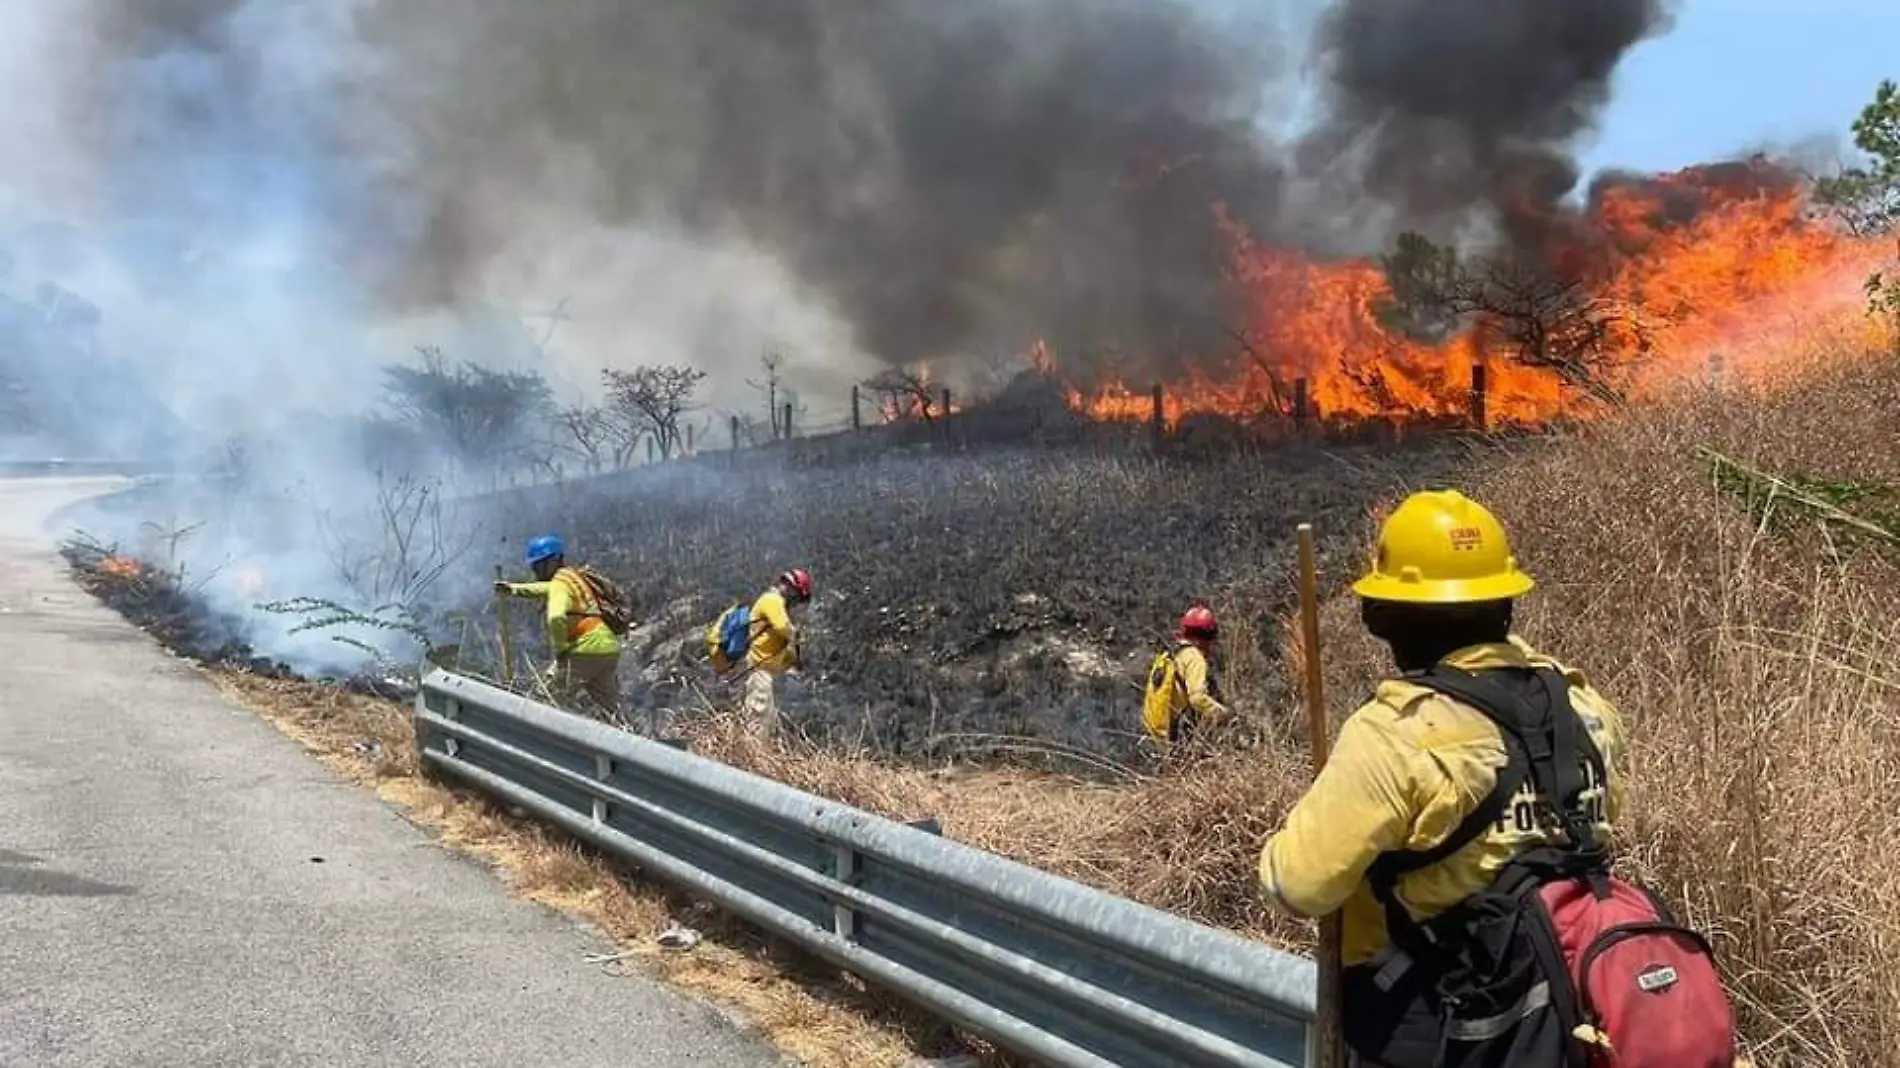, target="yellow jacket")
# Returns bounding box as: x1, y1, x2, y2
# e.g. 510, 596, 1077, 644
503, 567, 620, 658
746, 588, 797, 674
1170, 643, 1229, 726
1258, 637, 1626, 966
